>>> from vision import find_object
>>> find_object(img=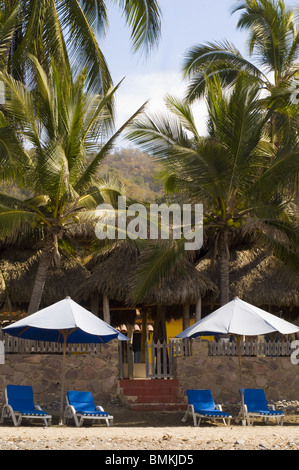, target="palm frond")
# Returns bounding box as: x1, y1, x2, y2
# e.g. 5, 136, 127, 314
182, 40, 266, 101
0, 192, 50, 225
256, 218, 299, 272
232, 0, 298, 82
165, 94, 201, 140
252, 145, 299, 197
116, 0, 161, 54
56, 0, 112, 94
126, 109, 192, 159
75, 101, 147, 193
0, 70, 41, 148
0, 124, 32, 182
0, 1, 20, 64
0, 205, 38, 237
128, 239, 188, 305
81, 79, 125, 151
6, 0, 46, 76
